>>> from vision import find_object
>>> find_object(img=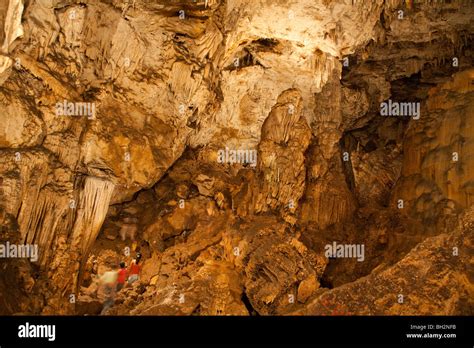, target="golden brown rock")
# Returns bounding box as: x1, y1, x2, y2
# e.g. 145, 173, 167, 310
0, 0, 473, 317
